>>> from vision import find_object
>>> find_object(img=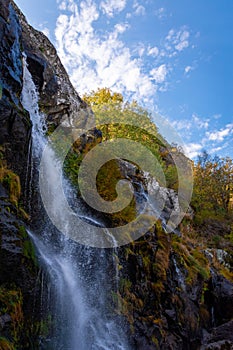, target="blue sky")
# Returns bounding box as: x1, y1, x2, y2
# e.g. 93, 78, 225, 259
14, 0, 233, 159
